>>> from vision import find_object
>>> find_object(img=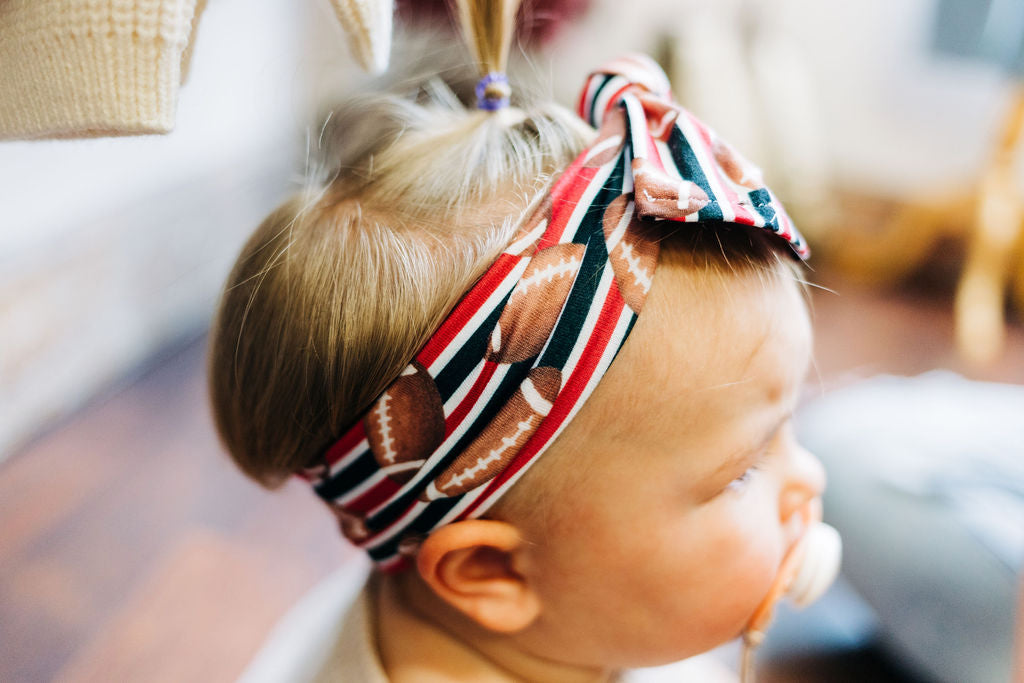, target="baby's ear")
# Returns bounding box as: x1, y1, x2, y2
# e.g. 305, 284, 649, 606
415, 519, 540, 633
